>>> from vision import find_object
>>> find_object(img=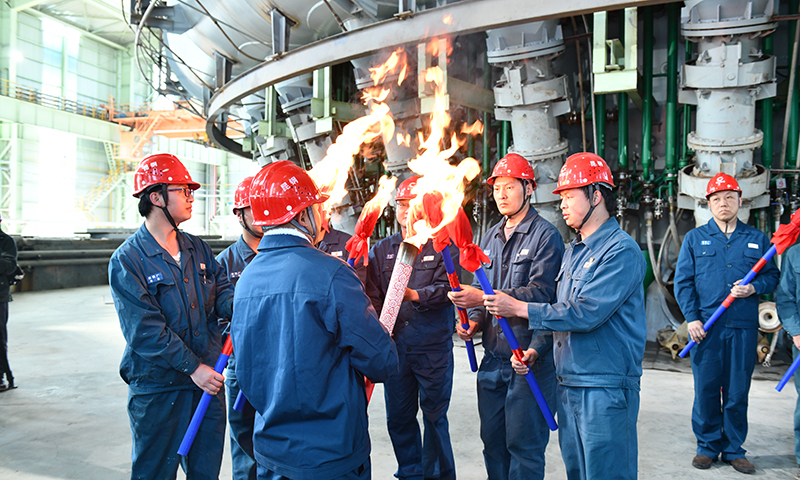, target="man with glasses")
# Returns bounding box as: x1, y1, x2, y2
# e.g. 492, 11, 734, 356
675, 173, 779, 475
109, 153, 234, 480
